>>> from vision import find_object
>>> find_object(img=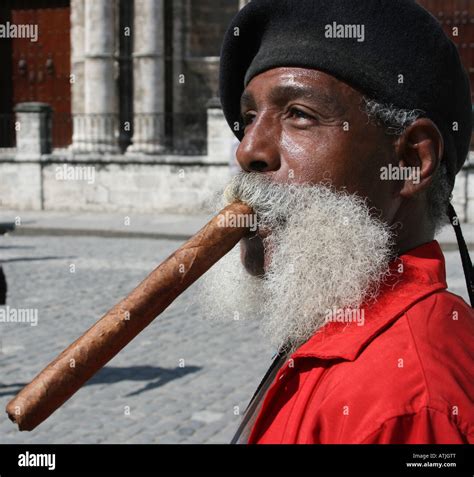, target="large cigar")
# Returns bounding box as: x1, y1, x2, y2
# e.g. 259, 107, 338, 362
6, 201, 254, 431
